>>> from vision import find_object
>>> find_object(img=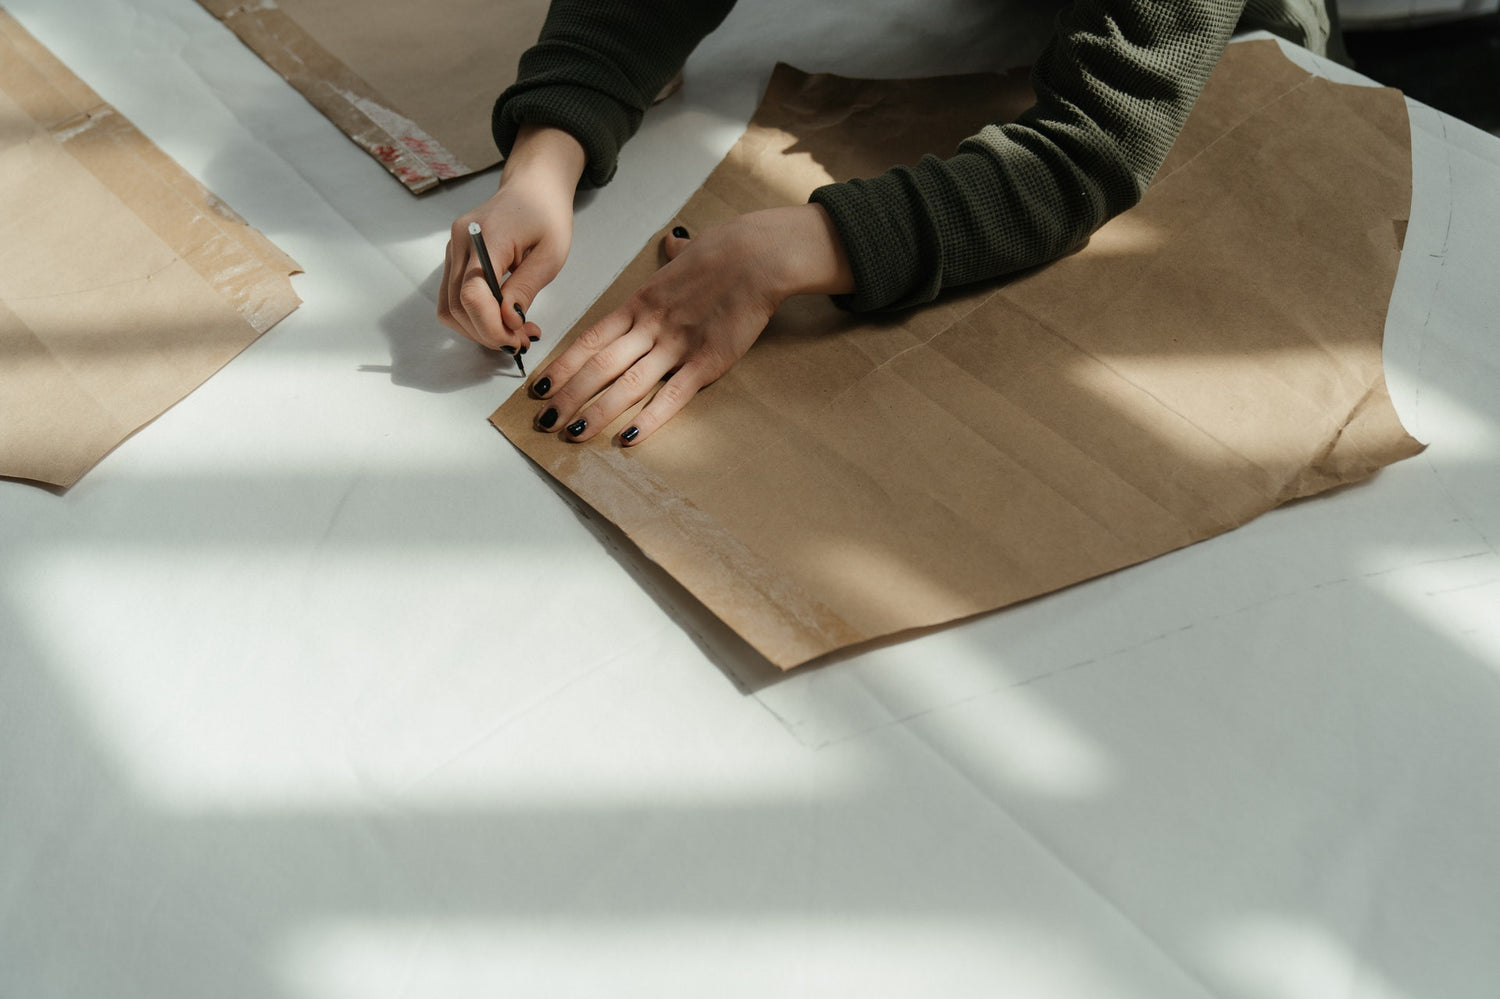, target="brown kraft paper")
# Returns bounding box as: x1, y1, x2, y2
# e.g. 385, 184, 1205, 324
0, 7, 302, 489
491, 40, 1424, 669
